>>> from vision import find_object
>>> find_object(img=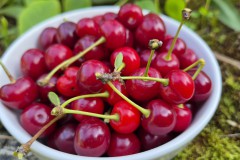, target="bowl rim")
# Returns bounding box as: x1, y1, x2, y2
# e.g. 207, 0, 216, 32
0, 6, 222, 160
